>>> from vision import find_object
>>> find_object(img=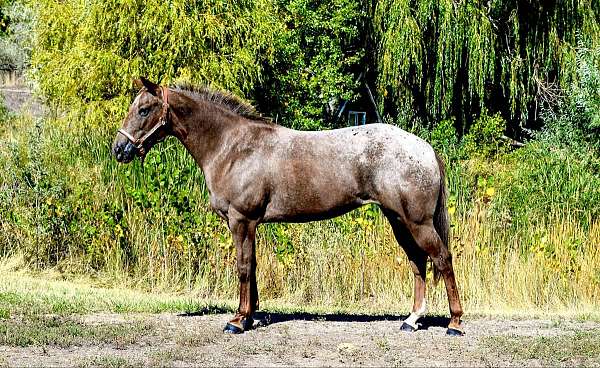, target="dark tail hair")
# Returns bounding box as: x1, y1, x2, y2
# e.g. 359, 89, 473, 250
432, 152, 450, 284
